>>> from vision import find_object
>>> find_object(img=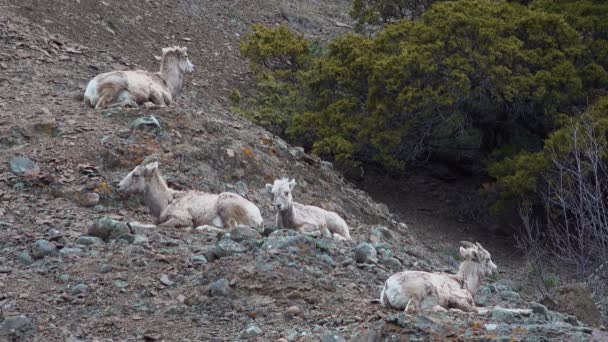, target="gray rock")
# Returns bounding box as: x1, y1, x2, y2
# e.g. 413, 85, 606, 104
191, 255, 208, 265
160, 274, 175, 286
87, 217, 130, 241
369, 225, 393, 243
99, 264, 113, 274
59, 248, 84, 256
114, 280, 129, 288
321, 333, 345, 342
9, 156, 40, 177
71, 283, 88, 296
379, 257, 402, 269
130, 115, 161, 135
227, 226, 260, 243
79, 192, 100, 207
0, 315, 34, 338
133, 234, 149, 244
499, 290, 521, 301
317, 253, 335, 267
214, 238, 246, 258
116, 234, 135, 244
530, 302, 550, 319
76, 235, 105, 246
58, 274, 70, 283
353, 243, 377, 263
17, 252, 34, 266
31, 240, 56, 260
491, 308, 516, 324
239, 325, 263, 339
209, 278, 230, 297
262, 233, 314, 251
